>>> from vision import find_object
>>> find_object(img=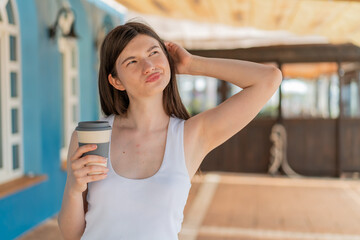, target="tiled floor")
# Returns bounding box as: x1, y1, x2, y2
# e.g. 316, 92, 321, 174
18, 172, 360, 240
17, 217, 62, 240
